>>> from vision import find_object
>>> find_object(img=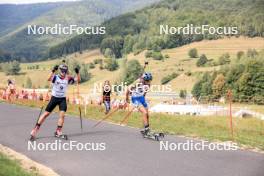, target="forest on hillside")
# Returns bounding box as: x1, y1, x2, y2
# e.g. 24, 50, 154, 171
0, 0, 159, 62
192, 49, 264, 104
48, 0, 264, 59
